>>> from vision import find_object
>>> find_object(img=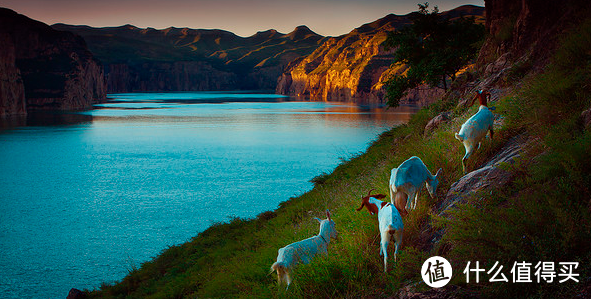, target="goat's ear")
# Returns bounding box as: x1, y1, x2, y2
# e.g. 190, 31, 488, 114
313, 217, 322, 223
374, 194, 387, 199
